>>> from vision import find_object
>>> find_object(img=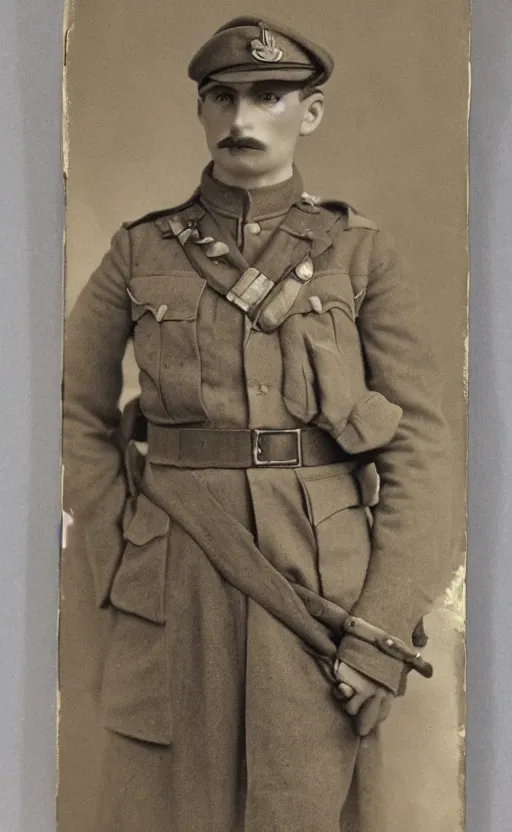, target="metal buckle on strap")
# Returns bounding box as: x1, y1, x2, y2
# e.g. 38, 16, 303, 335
252, 428, 303, 468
